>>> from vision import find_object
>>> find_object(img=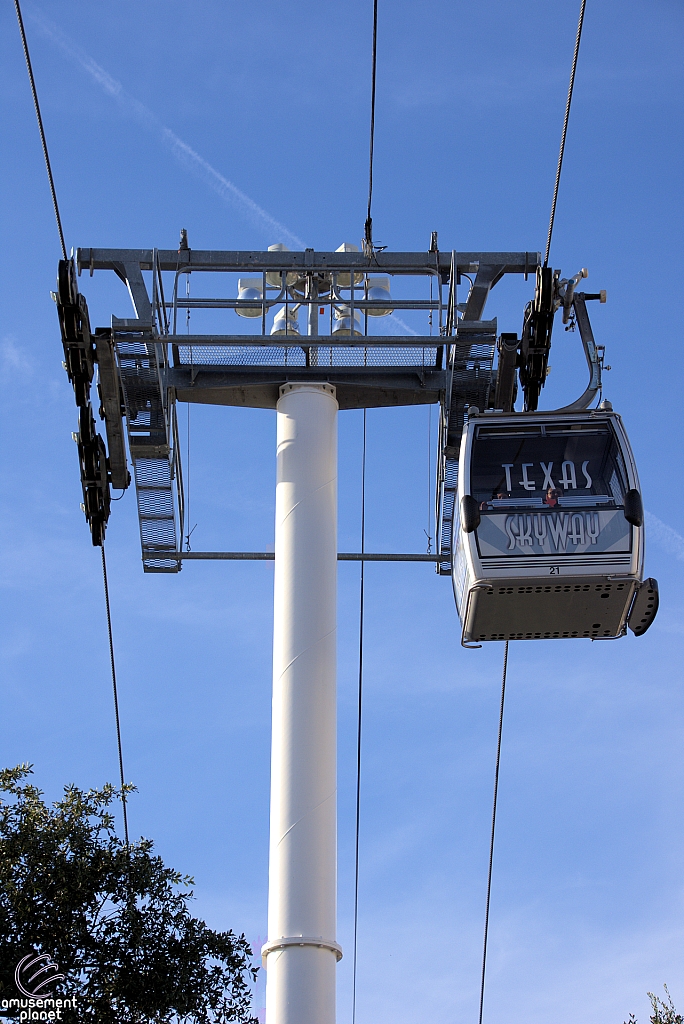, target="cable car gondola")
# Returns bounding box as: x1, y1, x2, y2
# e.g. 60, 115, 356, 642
453, 406, 658, 644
